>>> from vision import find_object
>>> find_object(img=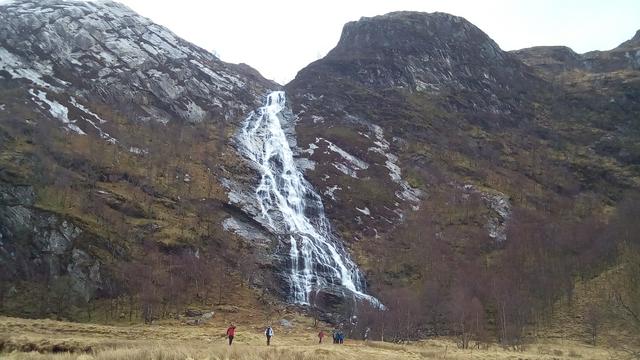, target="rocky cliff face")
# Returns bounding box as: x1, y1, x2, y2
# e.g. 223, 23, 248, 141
0, 182, 100, 302
0, 0, 280, 314
296, 12, 543, 115
0, 0, 275, 127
